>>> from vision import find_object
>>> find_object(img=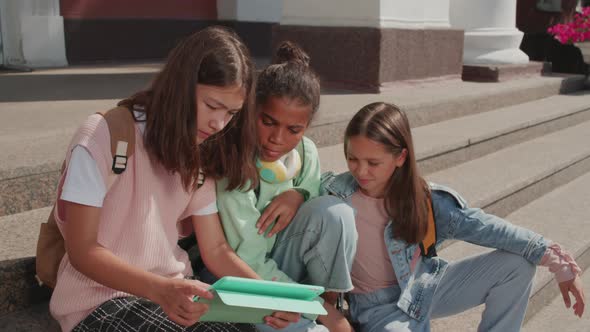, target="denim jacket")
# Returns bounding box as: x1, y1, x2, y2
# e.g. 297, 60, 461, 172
321, 172, 549, 322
